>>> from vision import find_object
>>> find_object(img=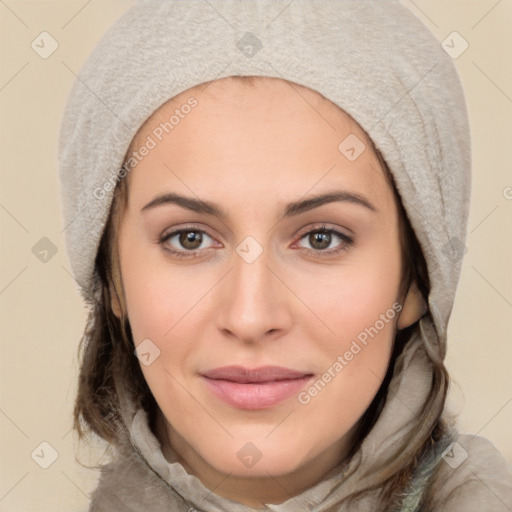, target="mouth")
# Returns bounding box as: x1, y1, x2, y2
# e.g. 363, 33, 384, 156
201, 365, 315, 410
